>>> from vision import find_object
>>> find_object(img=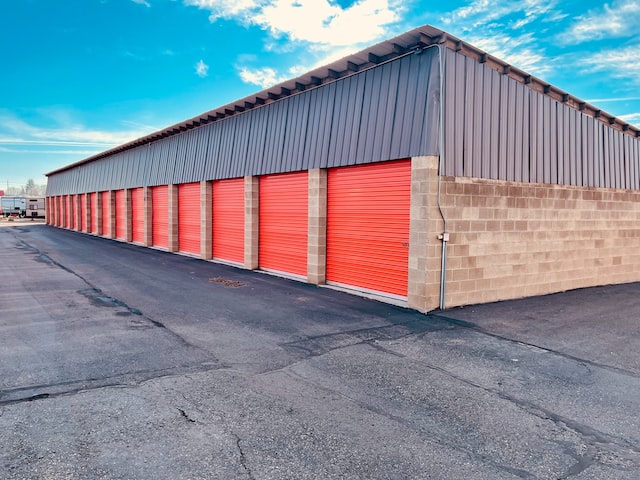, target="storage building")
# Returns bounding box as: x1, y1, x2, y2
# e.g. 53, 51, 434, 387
45, 25, 640, 312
